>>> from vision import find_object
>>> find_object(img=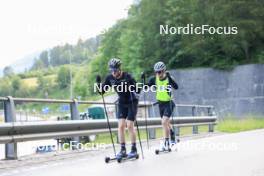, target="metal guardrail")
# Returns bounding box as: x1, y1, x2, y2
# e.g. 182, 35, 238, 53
0, 116, 217, 144
0, 96, 217, 160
